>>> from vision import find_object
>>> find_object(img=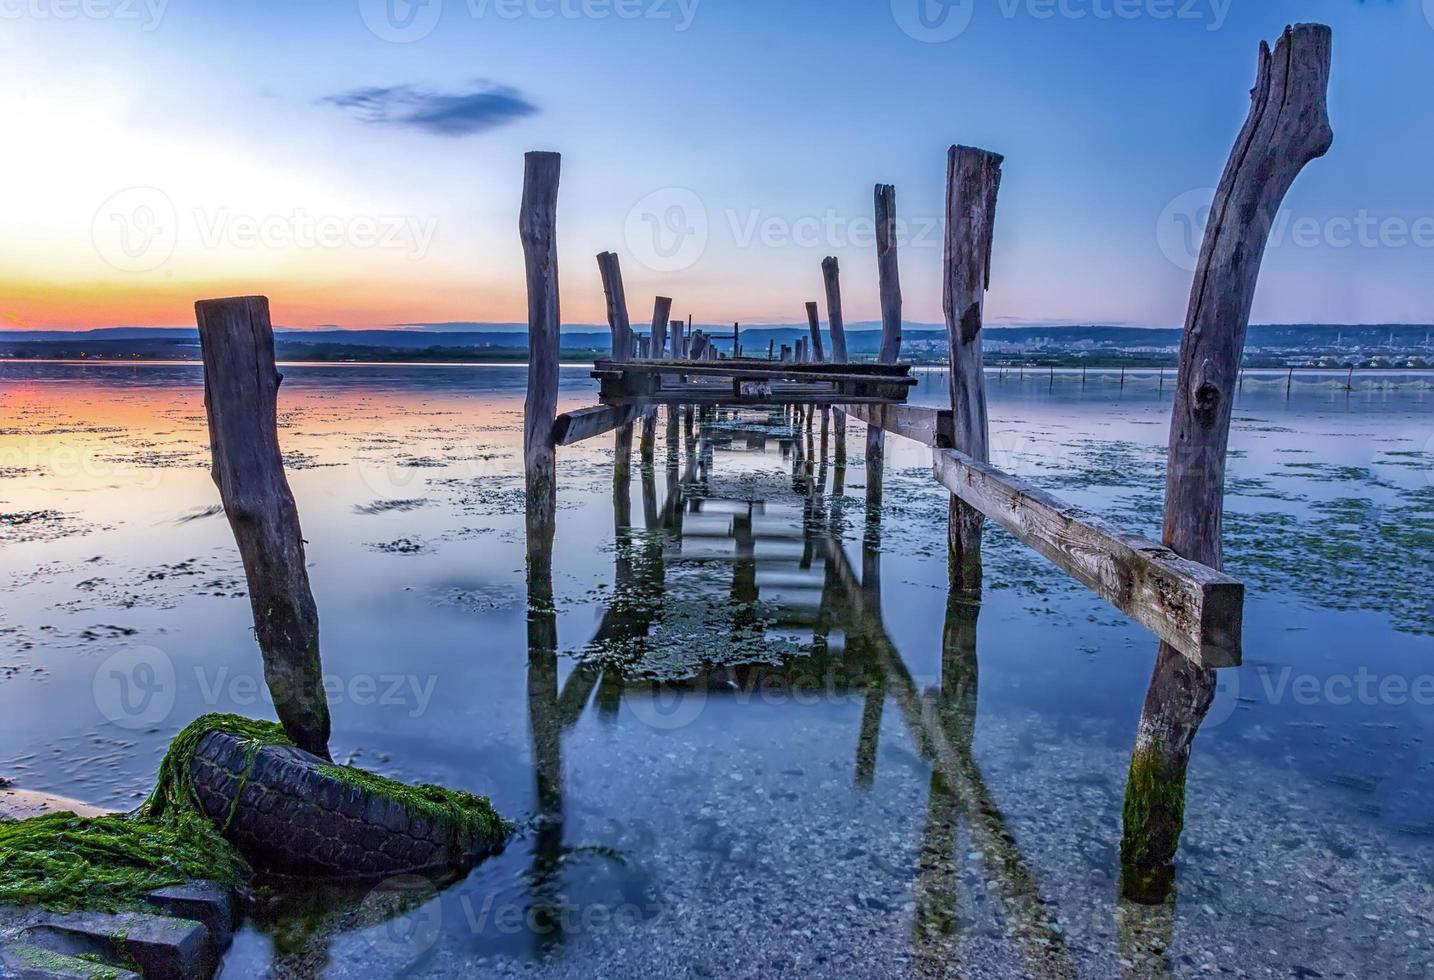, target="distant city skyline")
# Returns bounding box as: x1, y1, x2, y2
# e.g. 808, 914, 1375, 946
3, 1, 1431, 331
